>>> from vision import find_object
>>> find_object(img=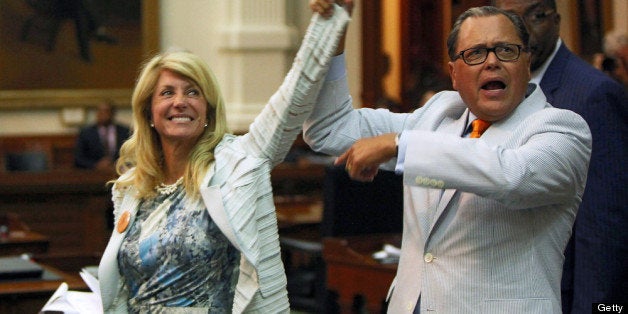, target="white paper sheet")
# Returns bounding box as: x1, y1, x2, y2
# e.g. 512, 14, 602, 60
40, 268, 103, 314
